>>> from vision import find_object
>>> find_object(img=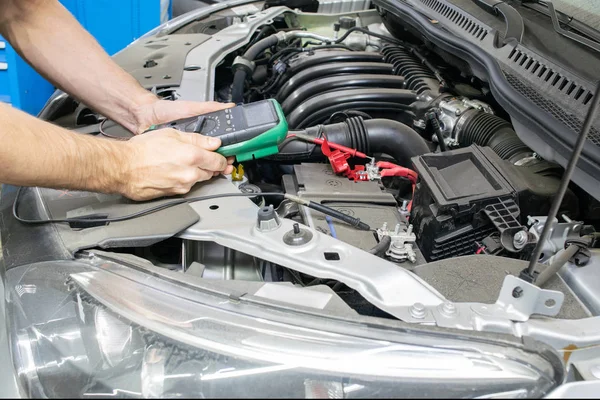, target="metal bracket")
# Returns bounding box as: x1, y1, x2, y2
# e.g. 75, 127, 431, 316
527, 215, 582, 263
178, 177, 446, 321
471, 275, 564, 322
